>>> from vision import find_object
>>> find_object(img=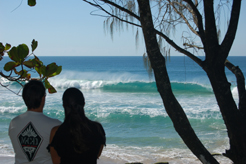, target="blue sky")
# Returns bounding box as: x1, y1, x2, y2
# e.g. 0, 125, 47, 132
1, 0, 245, 56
